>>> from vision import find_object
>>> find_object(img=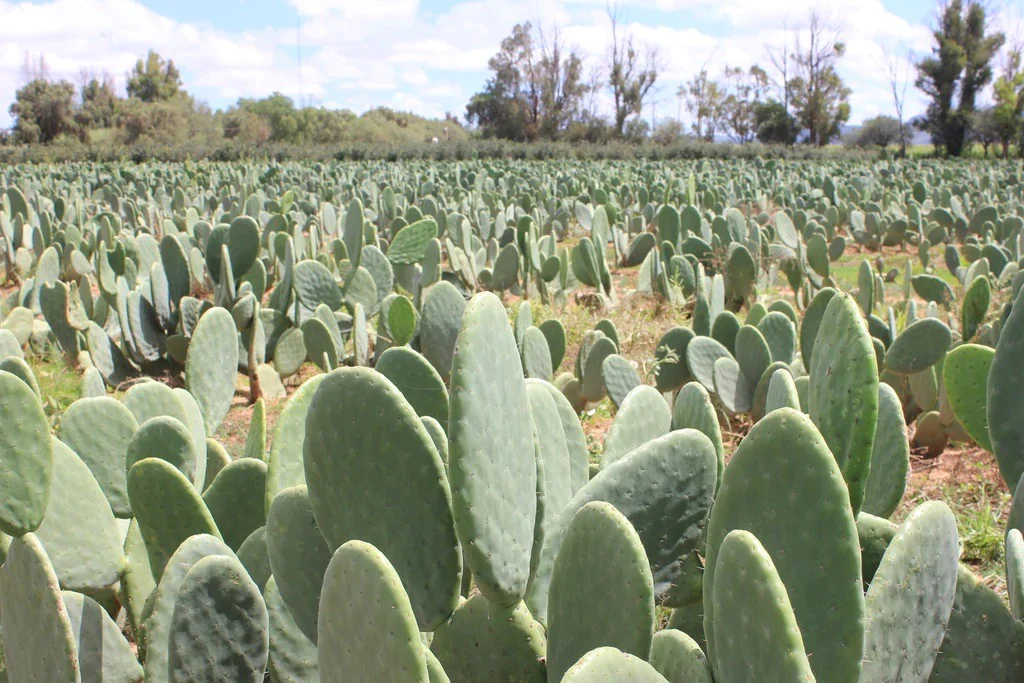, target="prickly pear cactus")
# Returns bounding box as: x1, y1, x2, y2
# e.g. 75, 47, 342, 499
202, 458, 268, 550
265, 374, 325, 511
265, 577, 319, 683
375, 346, 450, 426
711, 530, 814, 683
430, 594, 546, 683
988, 288, 1024, 489
0, 370, 52, 536
560, 647, 667, 682
671, 382, 724, 491
318, 540, 428, 683
764, 369, 800, 414
808, 292, 878, 514
0, 534, 79, 683
63, 590, 144, 683
184, 307, 239, 435
547, 502, 654, 682
884, 318, 952, 375
168, 554, 269, 683
601, 385, 671, 466
861, 382, 910, 519
704, 409, 863, 683
304, 367, 461, 631
126, 416, 199, 484
648, 630, 712, 683
943, 343, 994, 452
448, 293, 536, 607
